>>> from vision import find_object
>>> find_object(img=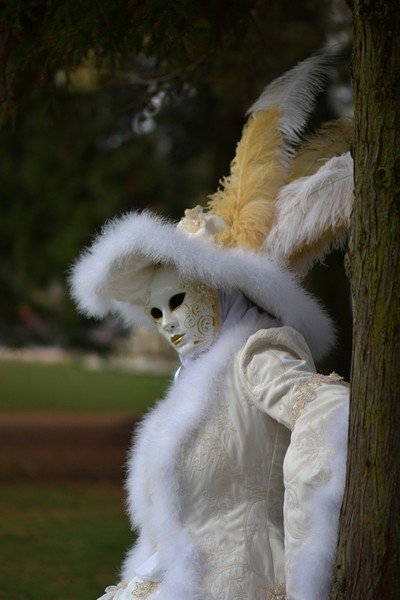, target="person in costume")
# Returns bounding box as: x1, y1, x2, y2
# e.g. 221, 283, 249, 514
71, 50, 353, 600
